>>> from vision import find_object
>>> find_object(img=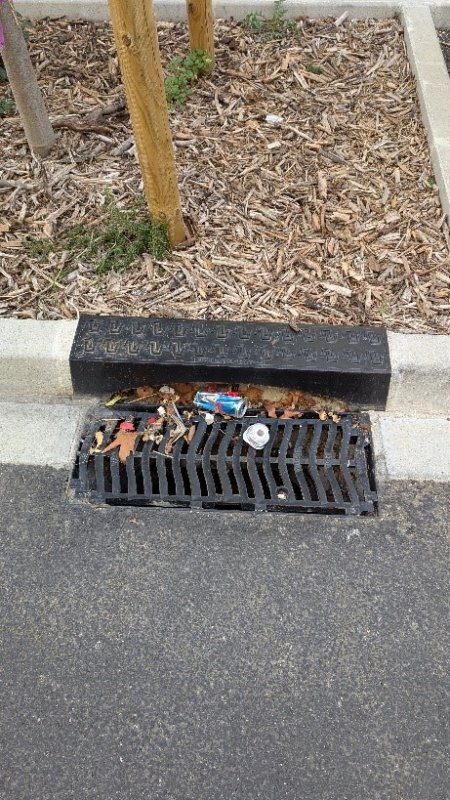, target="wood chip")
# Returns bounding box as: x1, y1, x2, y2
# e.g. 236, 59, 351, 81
0, 16, 448, 333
